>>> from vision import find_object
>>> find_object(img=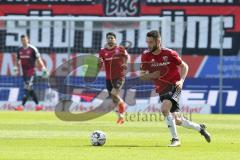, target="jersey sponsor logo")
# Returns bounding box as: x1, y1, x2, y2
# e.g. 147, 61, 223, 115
20, 55, 31, 58
105, 57, 121, 61
151, 62, 170, 67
